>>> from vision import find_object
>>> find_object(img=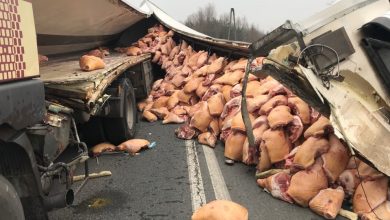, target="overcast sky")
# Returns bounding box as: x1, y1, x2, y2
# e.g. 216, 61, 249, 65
134, 0, 336, 32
